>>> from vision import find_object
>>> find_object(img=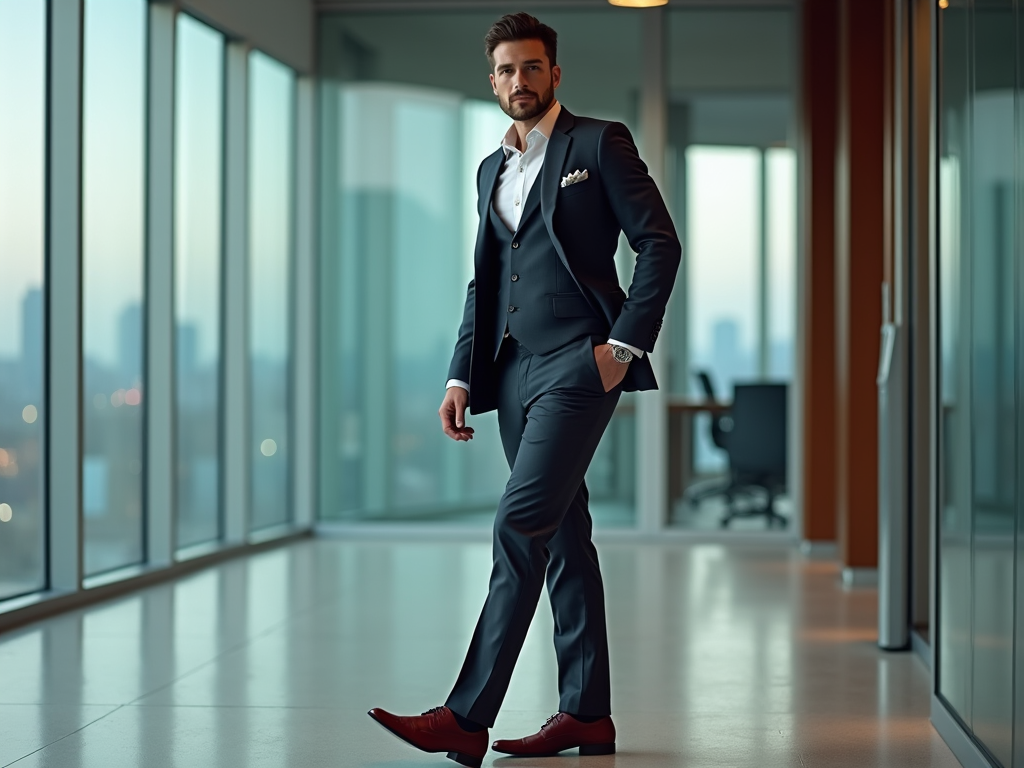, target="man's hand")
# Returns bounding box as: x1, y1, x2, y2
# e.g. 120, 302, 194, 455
439, 386, 475, 441
594, 344, 630, 393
